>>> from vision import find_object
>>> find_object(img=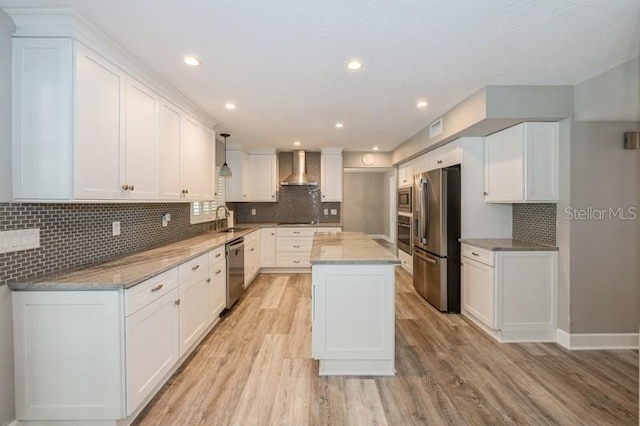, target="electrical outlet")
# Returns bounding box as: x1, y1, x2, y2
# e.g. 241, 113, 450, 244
324, 209, 329, 215
251, 209, 256, 216
330, 209, 338, 216
112, 221, 121, 236
162, 213, 171, 227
